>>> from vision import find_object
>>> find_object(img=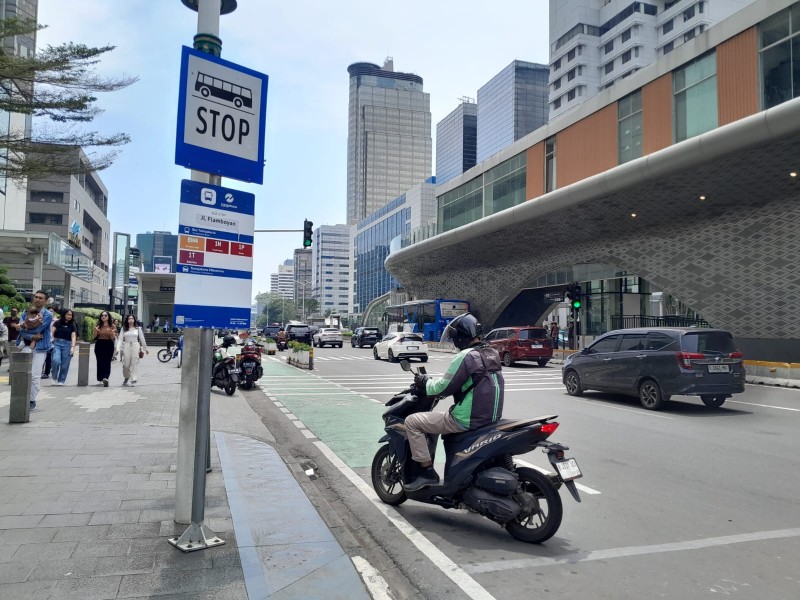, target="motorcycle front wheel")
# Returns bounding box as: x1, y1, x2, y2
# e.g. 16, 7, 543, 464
371, 445, 406, 506
224, 382, 236, 396
505, 467, 563, 543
